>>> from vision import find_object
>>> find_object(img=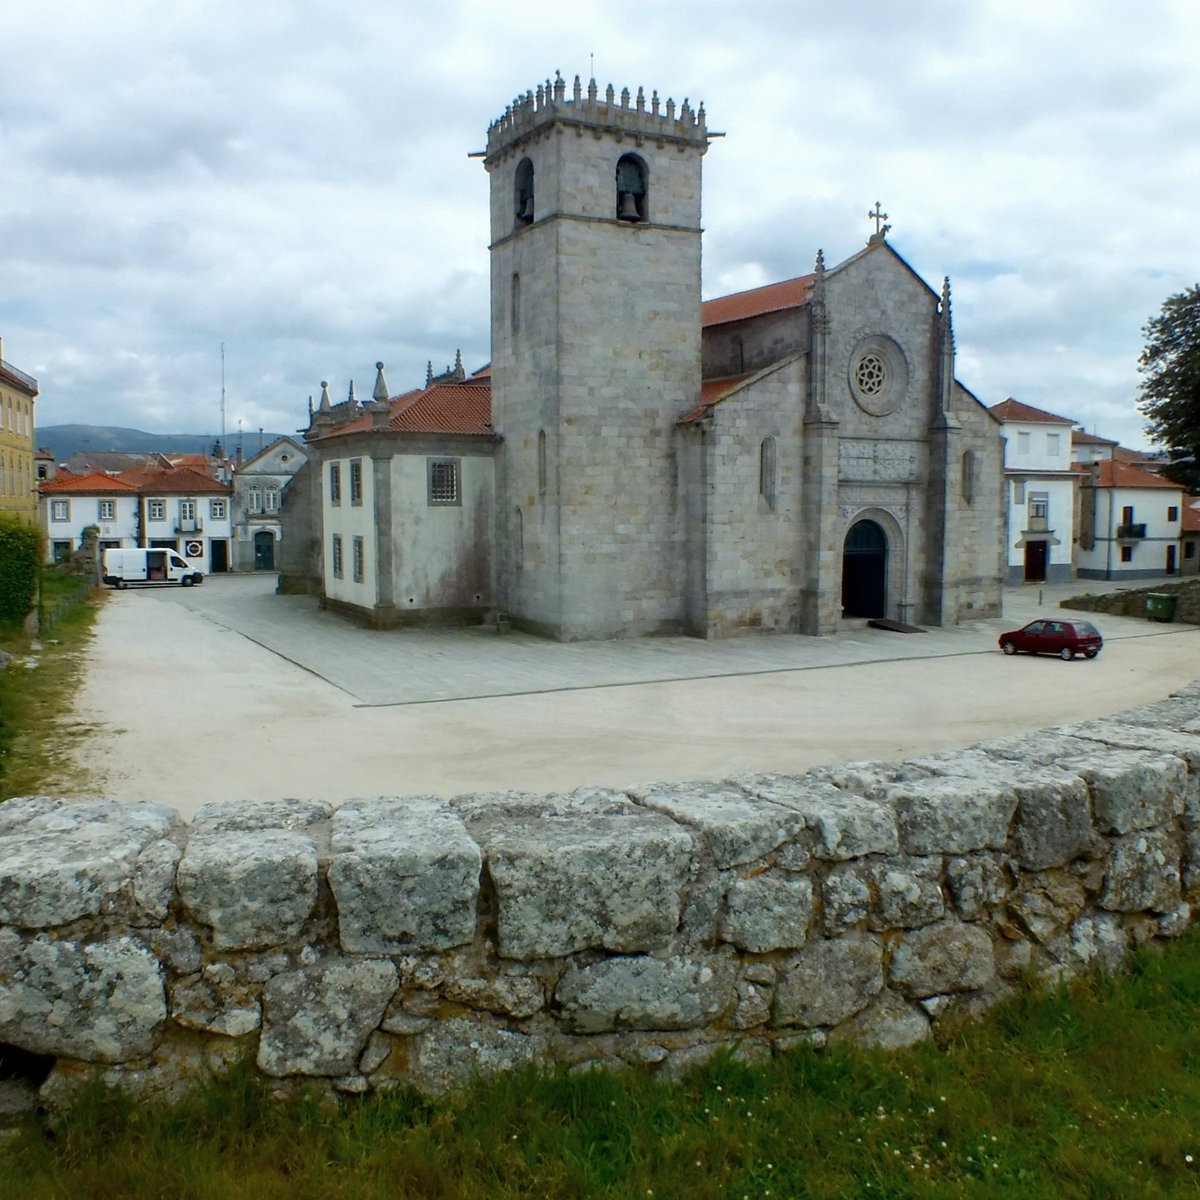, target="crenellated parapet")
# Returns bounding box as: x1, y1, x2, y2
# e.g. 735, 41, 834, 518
483, 70, 710, 166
